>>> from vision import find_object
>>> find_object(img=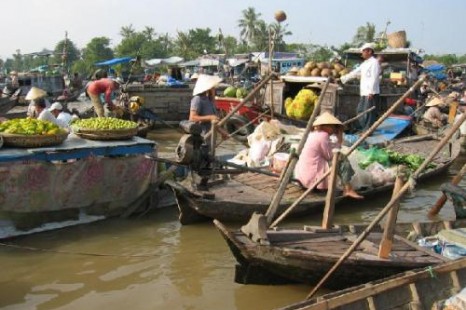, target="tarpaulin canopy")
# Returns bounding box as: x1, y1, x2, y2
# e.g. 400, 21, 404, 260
95, 57, 133, 66
144, 56, 184, 67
